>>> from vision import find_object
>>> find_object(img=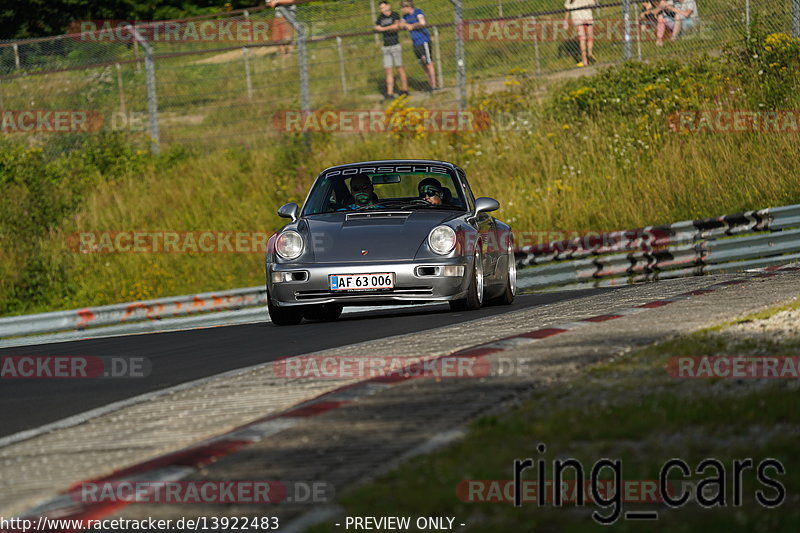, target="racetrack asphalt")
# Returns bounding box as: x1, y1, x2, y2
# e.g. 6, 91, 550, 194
0, 290, 608, 438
